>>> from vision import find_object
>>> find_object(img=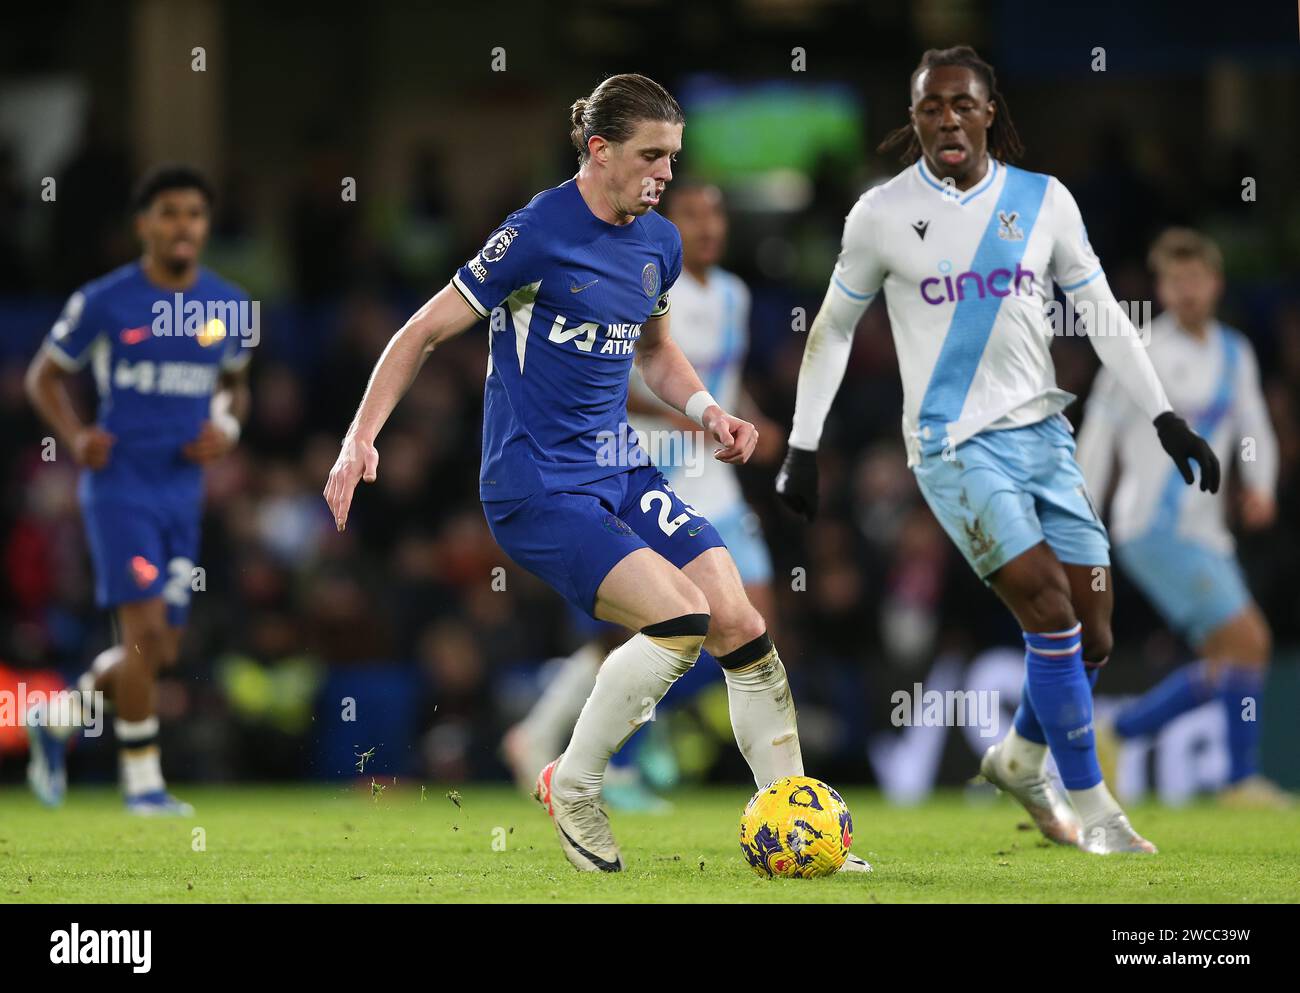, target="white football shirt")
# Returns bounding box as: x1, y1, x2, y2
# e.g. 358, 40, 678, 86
630, 266, 749, 518
1076, 313, 1277, 553
791, 157, 1170, 465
